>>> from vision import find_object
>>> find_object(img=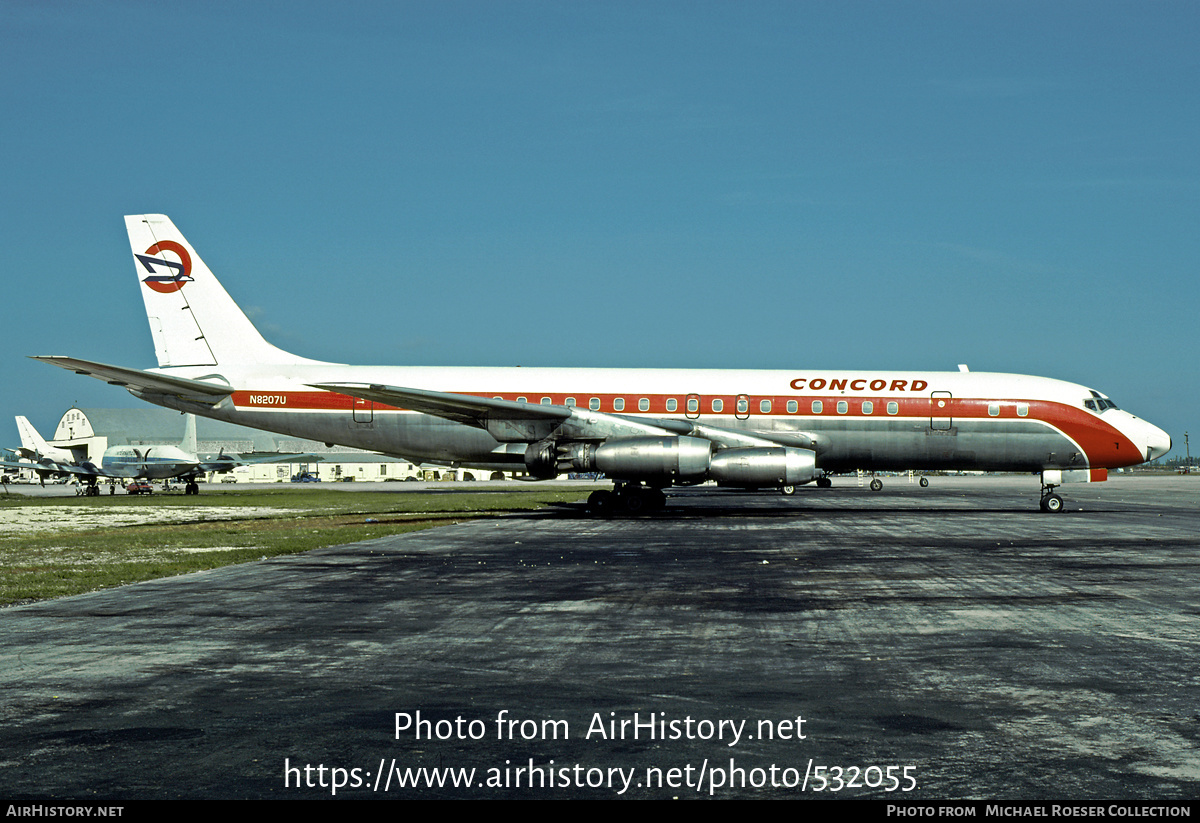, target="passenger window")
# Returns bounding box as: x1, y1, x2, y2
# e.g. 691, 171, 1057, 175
836, 401, 847, 414
988, 402, 1000, 417
516, 396, 527, 403
1017, 404, 1028, 417
812, 400, 823, 414
613, 398, 625, 411
737, 397, 748, 413
666, 398, 677, 412
712, 398, 724, 413
565, 397, 576, 407
589, 397, 600, 411
540, 397, 552, 405
638, 398, 649, 412
687, 397, 699, 413
862, 401, 873, 415
887, 401, 898, 415
760, 399, 771, 413
787, 400, 797, 413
